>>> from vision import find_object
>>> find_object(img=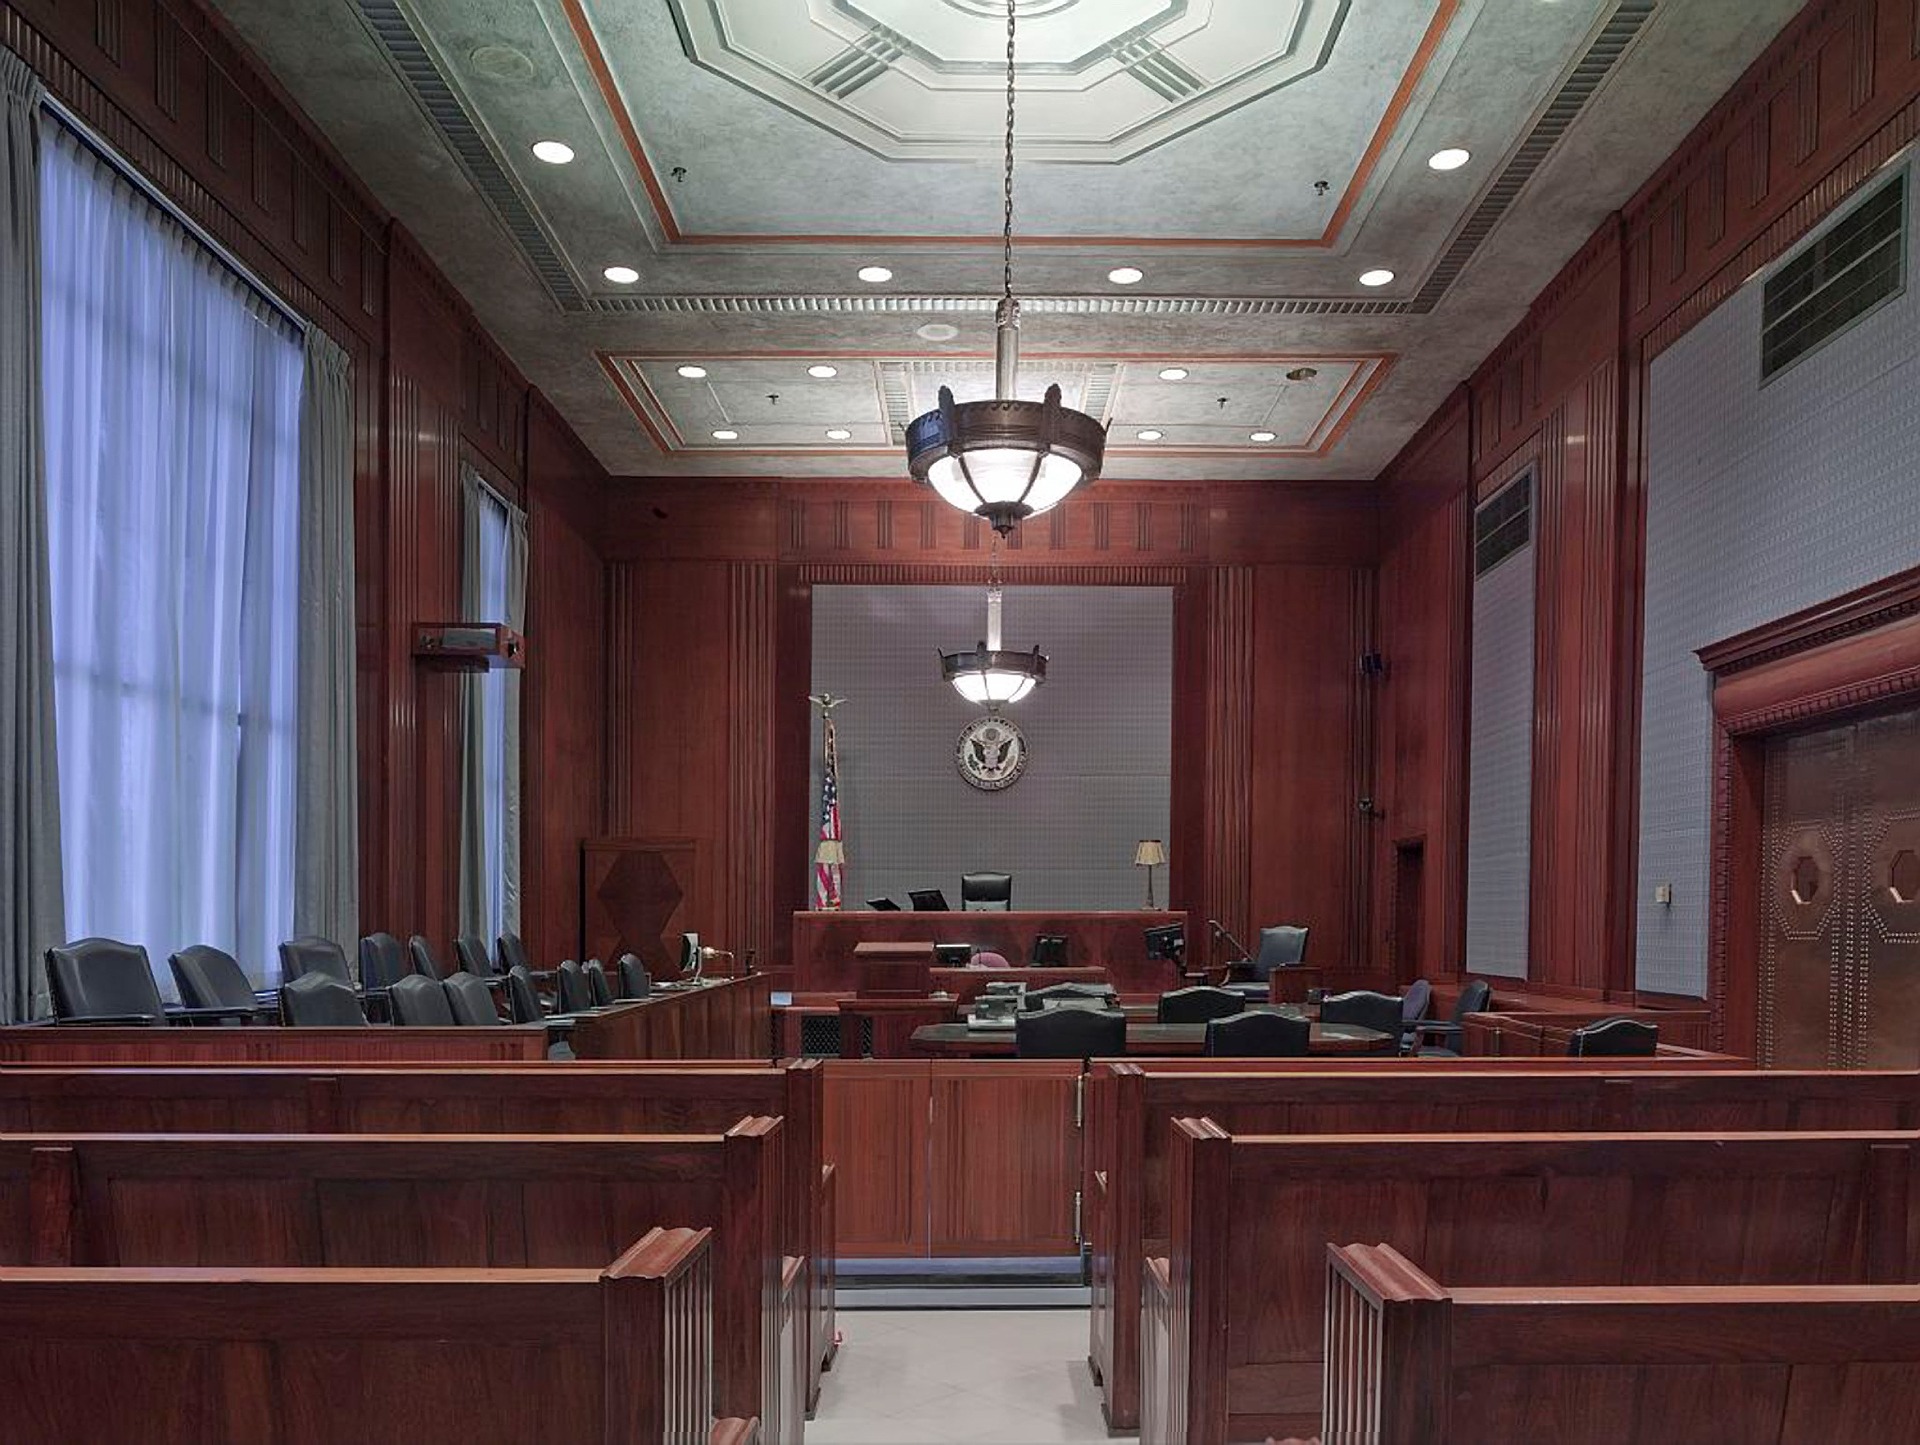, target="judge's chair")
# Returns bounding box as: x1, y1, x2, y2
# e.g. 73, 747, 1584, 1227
960, 872, 1014, 911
